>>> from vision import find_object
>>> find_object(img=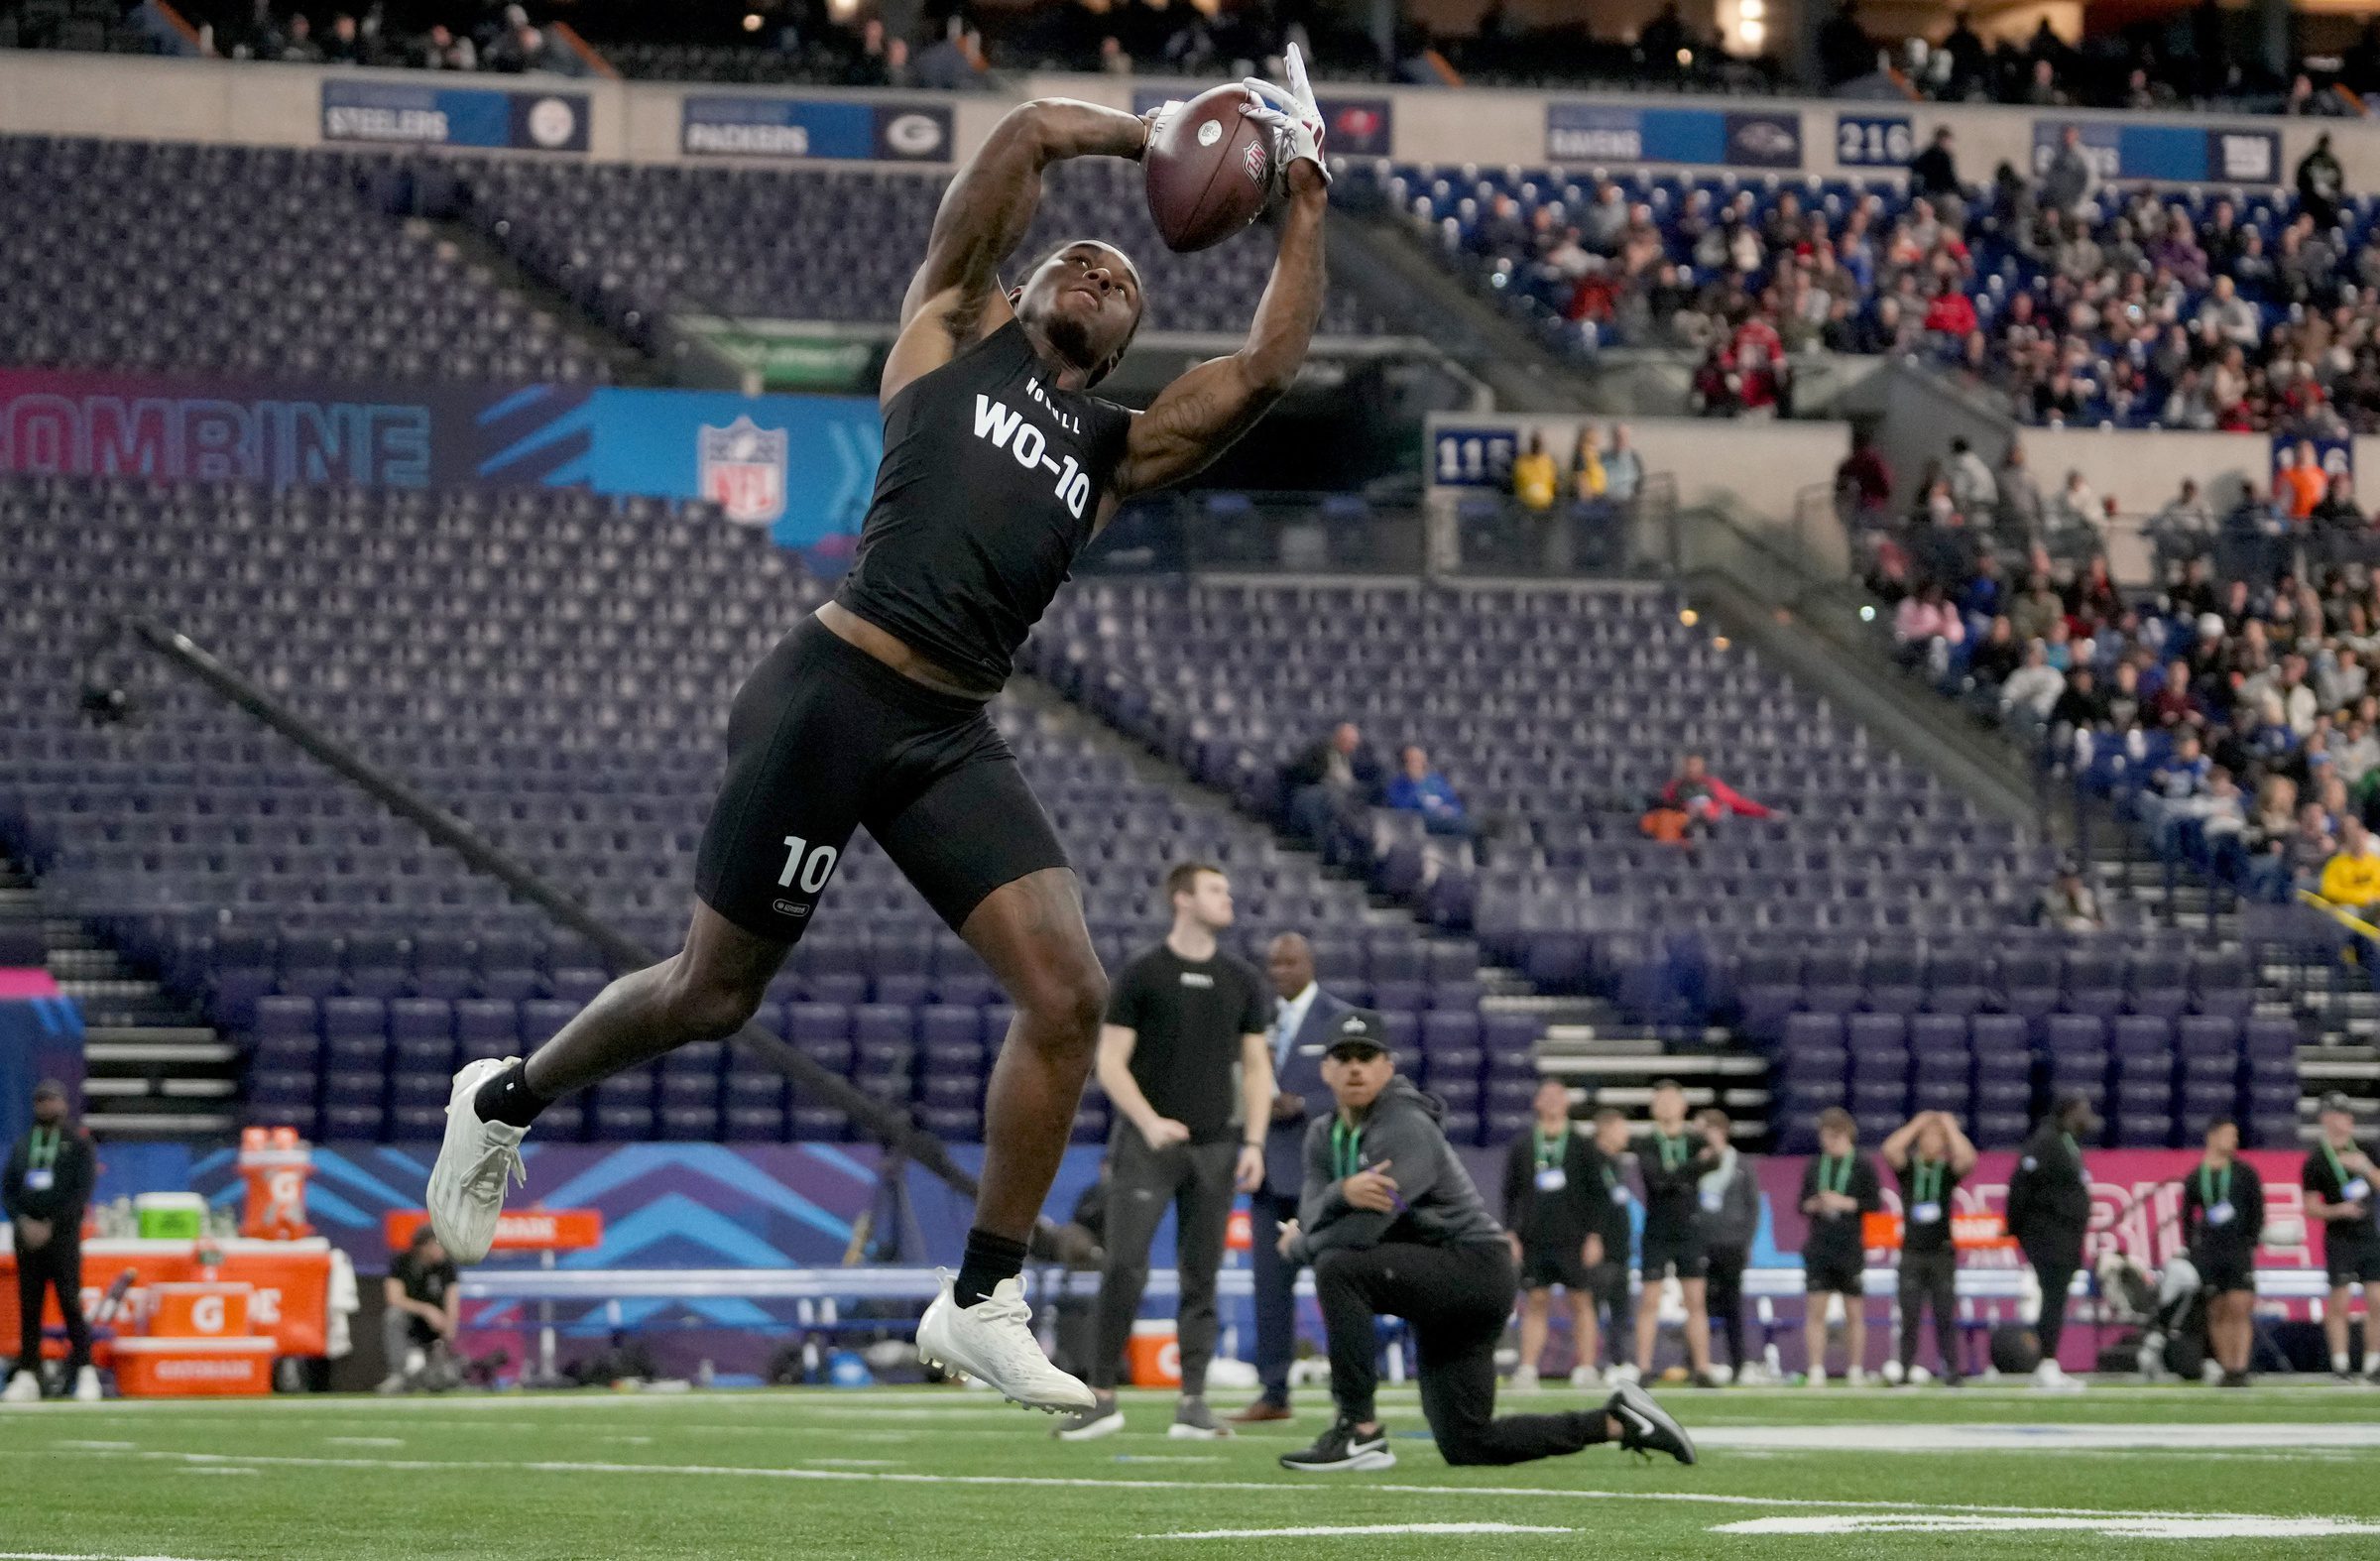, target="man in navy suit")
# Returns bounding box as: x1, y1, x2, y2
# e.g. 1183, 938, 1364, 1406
1230, 931, 1354, 1423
